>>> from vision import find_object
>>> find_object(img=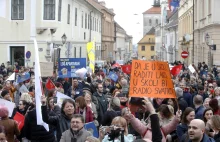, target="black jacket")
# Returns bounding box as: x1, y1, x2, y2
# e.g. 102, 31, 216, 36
178, 96, 188, 112
93, 92, 108, 124
41, 105, 71, 142
23, 108, 55, 142
150, 114, 162, 142
214, 132, 220, 142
